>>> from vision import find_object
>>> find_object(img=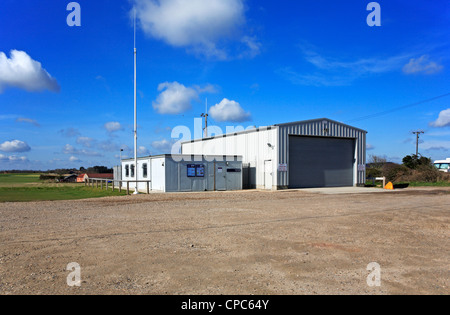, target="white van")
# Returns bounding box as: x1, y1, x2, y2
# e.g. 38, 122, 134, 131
434, 158, 450, 173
